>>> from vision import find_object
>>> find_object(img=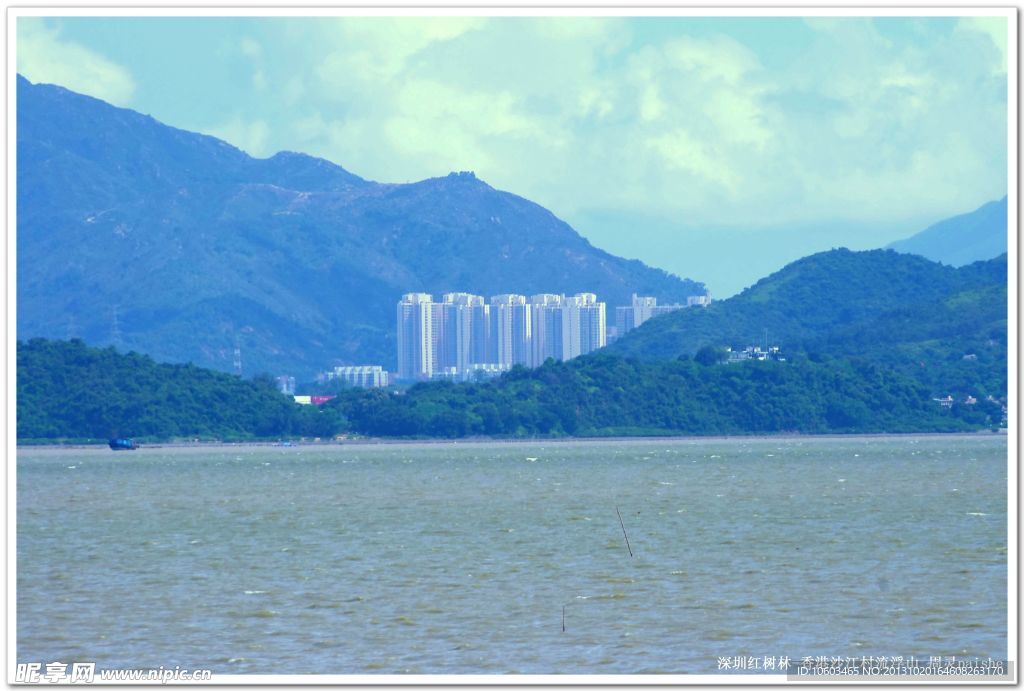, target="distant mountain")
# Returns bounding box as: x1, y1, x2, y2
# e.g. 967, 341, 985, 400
608, 249, 1007, 398
16, 75, 703, 379
887, 196, 1008, 266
